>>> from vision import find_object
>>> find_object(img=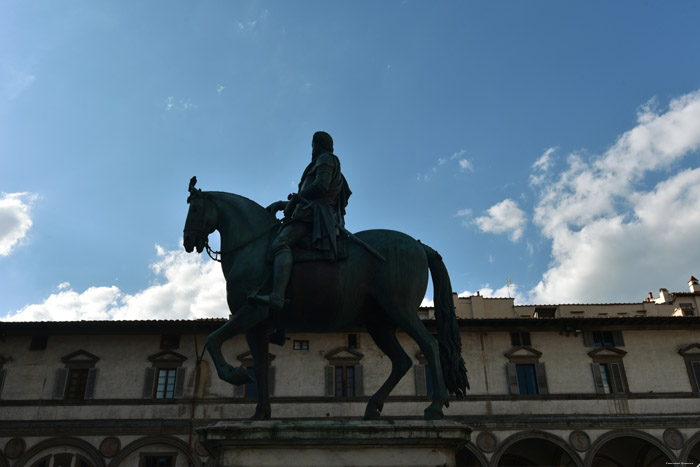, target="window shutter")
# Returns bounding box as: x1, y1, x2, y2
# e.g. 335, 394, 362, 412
268, 367, 276, 396
583, 332, 594, 347
691, 361, 700, 392
535, 363, 549, 395
325, 366, 335, 396
354, 365, 363, 396
414, 365, 427, 396
612, 331, 625, 347
610, 362, 625, 393
507, 363, 520, 395
591, 364, 605, 394
0, 369, 6, 399
53, 368, 69, 399
174, 368, 186, 398
84, 368, 98, 400
142, 368, 155, 399
233, 381, 245, 398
